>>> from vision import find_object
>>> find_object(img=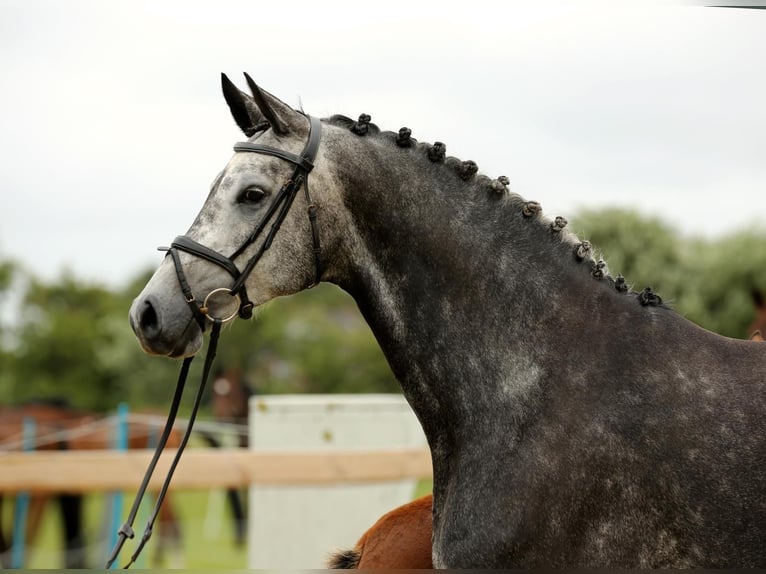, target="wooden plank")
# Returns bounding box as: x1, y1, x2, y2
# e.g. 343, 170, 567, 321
0, 448, 432, 493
